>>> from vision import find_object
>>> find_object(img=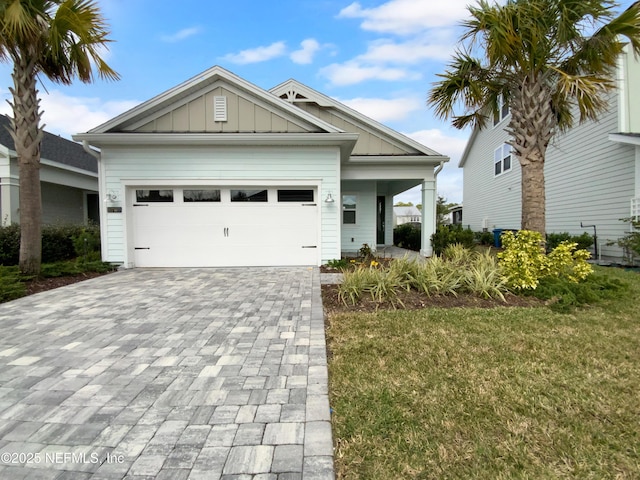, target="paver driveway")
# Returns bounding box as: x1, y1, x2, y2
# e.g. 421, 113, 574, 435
0, 267, 333, 479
